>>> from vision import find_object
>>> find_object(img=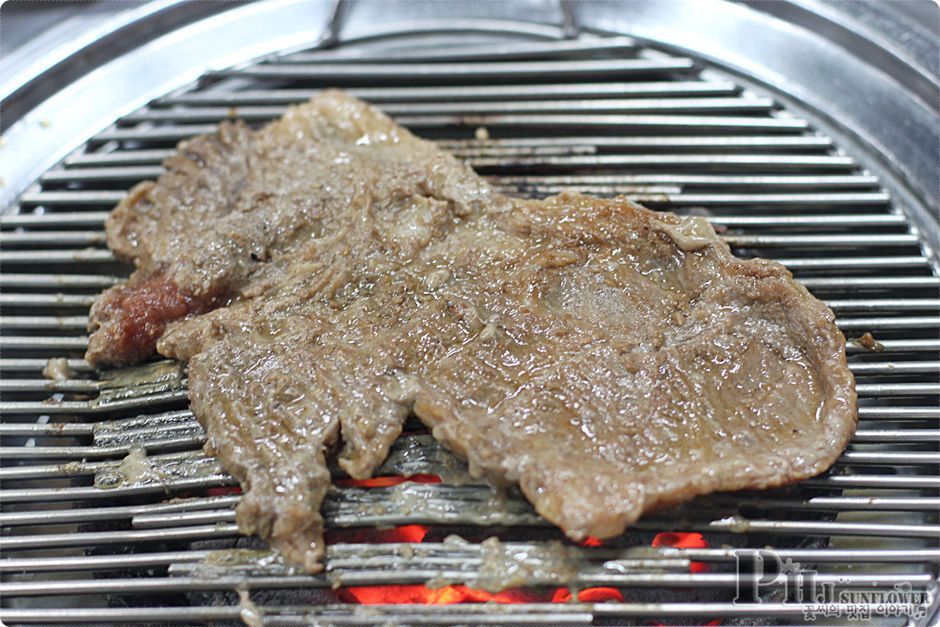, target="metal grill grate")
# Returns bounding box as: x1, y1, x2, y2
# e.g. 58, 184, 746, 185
1, 24, 938, 627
